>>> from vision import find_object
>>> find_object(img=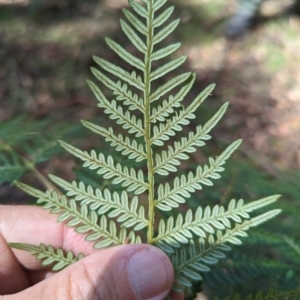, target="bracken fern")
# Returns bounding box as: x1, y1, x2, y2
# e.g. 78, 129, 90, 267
9, 0, 281, 297
0, 116, 87, 189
